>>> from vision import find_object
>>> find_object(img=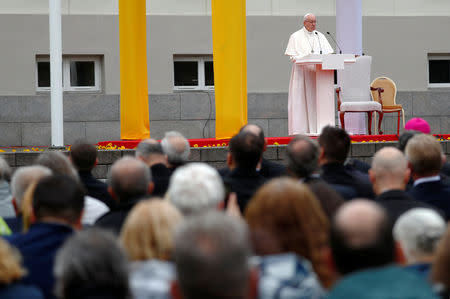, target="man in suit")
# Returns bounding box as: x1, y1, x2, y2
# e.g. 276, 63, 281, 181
95, 156, 153, 234
222, 131, 266, 213
370, 146, 437, 222
135, 139, 171, 197
239, 124, 287, 179
318, 126, 374, 199
4, 165, 52, 233
406, 134, 450, 220
69, 141, 115, 209
5, 175, 85, 299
